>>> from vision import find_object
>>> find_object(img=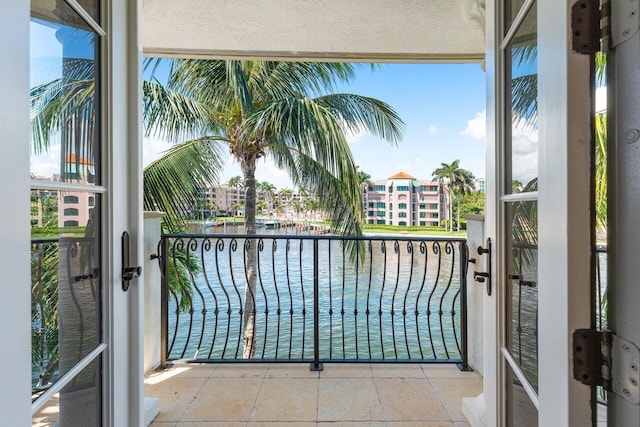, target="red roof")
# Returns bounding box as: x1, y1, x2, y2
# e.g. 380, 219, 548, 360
388, 171, 416, 180
65, 154, 93, 165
